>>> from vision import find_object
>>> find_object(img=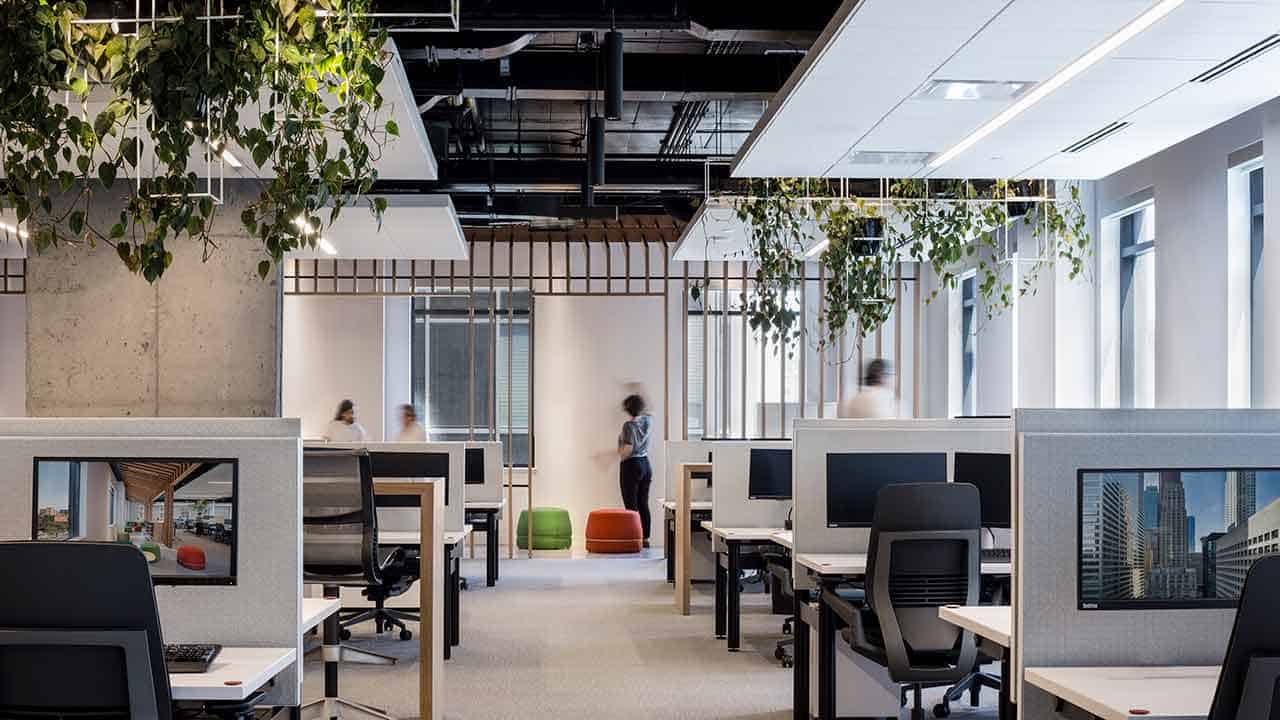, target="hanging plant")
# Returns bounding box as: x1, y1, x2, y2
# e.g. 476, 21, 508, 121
815, 198, 894, 347
734, 177, 812, 350
0, 0, 395, 282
